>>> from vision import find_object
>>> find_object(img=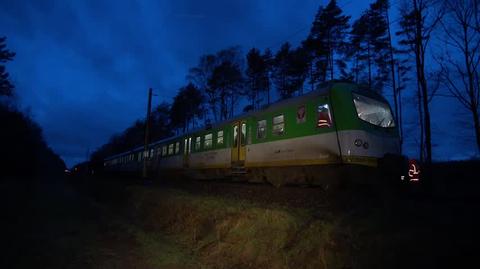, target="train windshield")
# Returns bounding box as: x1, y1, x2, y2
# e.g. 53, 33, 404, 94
353, 93, 395, 128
